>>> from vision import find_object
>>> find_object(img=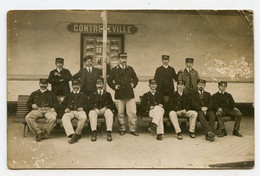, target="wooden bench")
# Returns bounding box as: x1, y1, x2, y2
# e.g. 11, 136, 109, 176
138, 95, 234, 130
13, 95, 107, 137
141, 115, 233, 129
